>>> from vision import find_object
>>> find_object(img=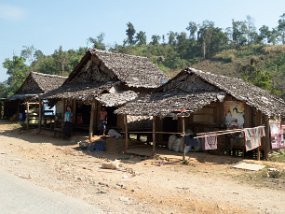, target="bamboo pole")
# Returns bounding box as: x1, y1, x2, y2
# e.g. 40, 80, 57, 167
89, 101, 95, 142
182, 117, 186, 161
152, 116, 156, 154
26, 101, 30, 129
124, 115, 129, 152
